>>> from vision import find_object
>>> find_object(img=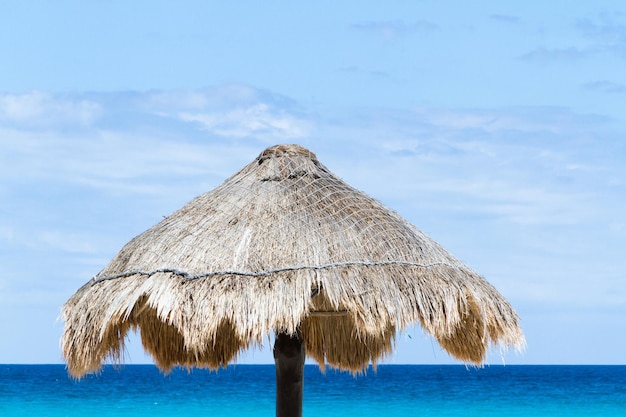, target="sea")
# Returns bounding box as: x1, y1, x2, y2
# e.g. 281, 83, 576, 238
1, 365, 625, 416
